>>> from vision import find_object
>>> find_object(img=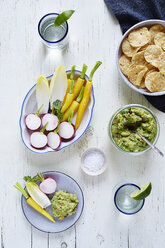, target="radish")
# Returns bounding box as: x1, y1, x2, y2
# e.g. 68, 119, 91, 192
42, 114, 59, 132
30, 122, 48, 149
47, 131, 61, 150
25, 104, 43, 131
58, 110, 76, 141
38, 173, 57, 194
46, 100, 63, 150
